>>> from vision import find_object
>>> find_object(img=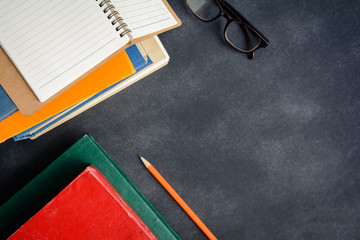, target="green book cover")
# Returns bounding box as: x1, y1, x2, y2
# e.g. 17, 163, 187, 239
0, 135, 181, 240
